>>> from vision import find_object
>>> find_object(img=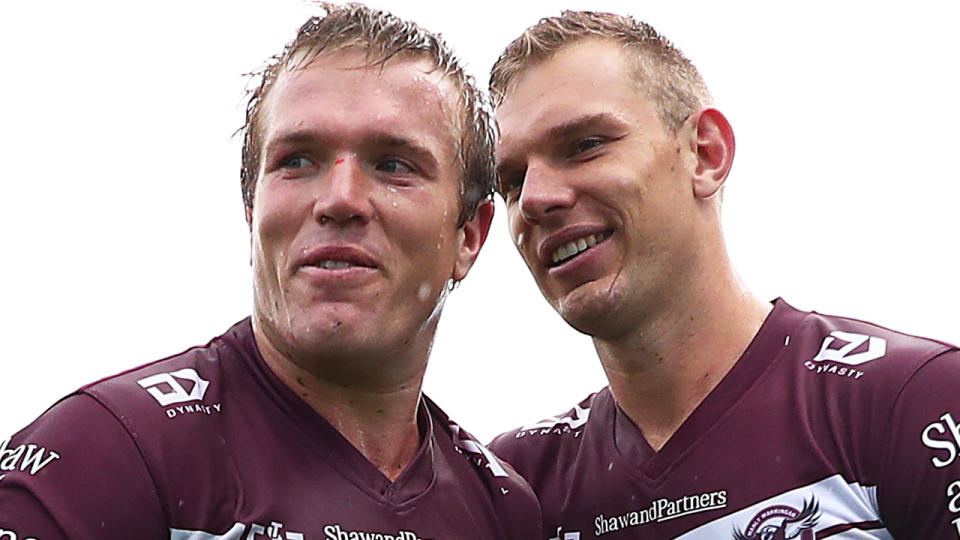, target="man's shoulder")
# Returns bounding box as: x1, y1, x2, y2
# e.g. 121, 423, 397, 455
782, 302, 957, 388
489, 388, 607, 471
0, 391, 170, 538
0, 319, 259, 538
3, 317, 253, 455
78, 318, 253, 420
424, 394, 535, 486
12, 318, 258, 482
422, 395, 543, 537
780, 307, 960, 538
